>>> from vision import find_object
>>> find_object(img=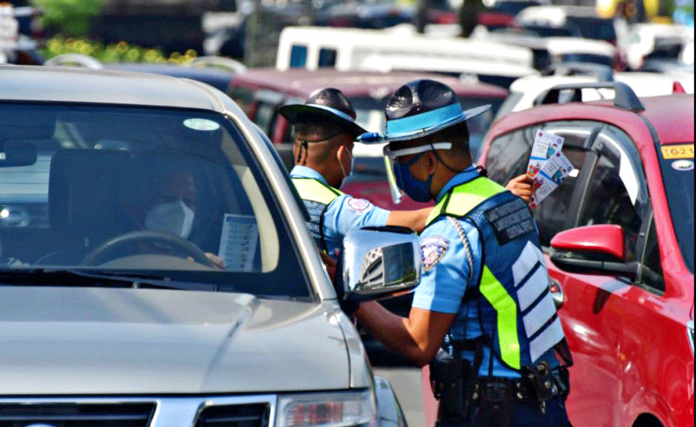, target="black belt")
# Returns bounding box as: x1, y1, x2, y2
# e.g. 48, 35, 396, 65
472, 372, 565, 415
